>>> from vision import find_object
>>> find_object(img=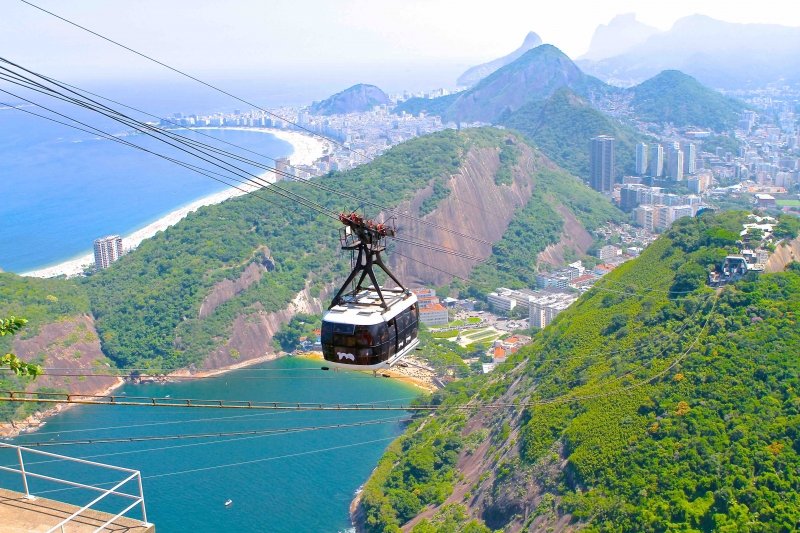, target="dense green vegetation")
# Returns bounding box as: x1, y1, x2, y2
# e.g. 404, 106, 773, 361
272, 314, 319, 352
467, 166, 625, 292
502, 88, 644, 179
631, 70, 745, 131
362, 211, 800, 531
84, 129, 476, 370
